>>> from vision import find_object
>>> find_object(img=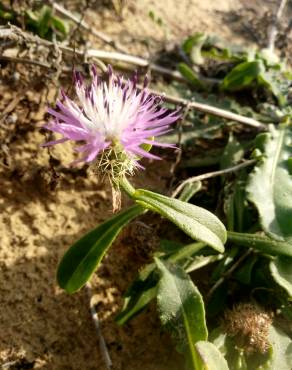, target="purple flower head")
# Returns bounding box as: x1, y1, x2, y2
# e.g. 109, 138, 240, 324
43, 65, 180, 181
